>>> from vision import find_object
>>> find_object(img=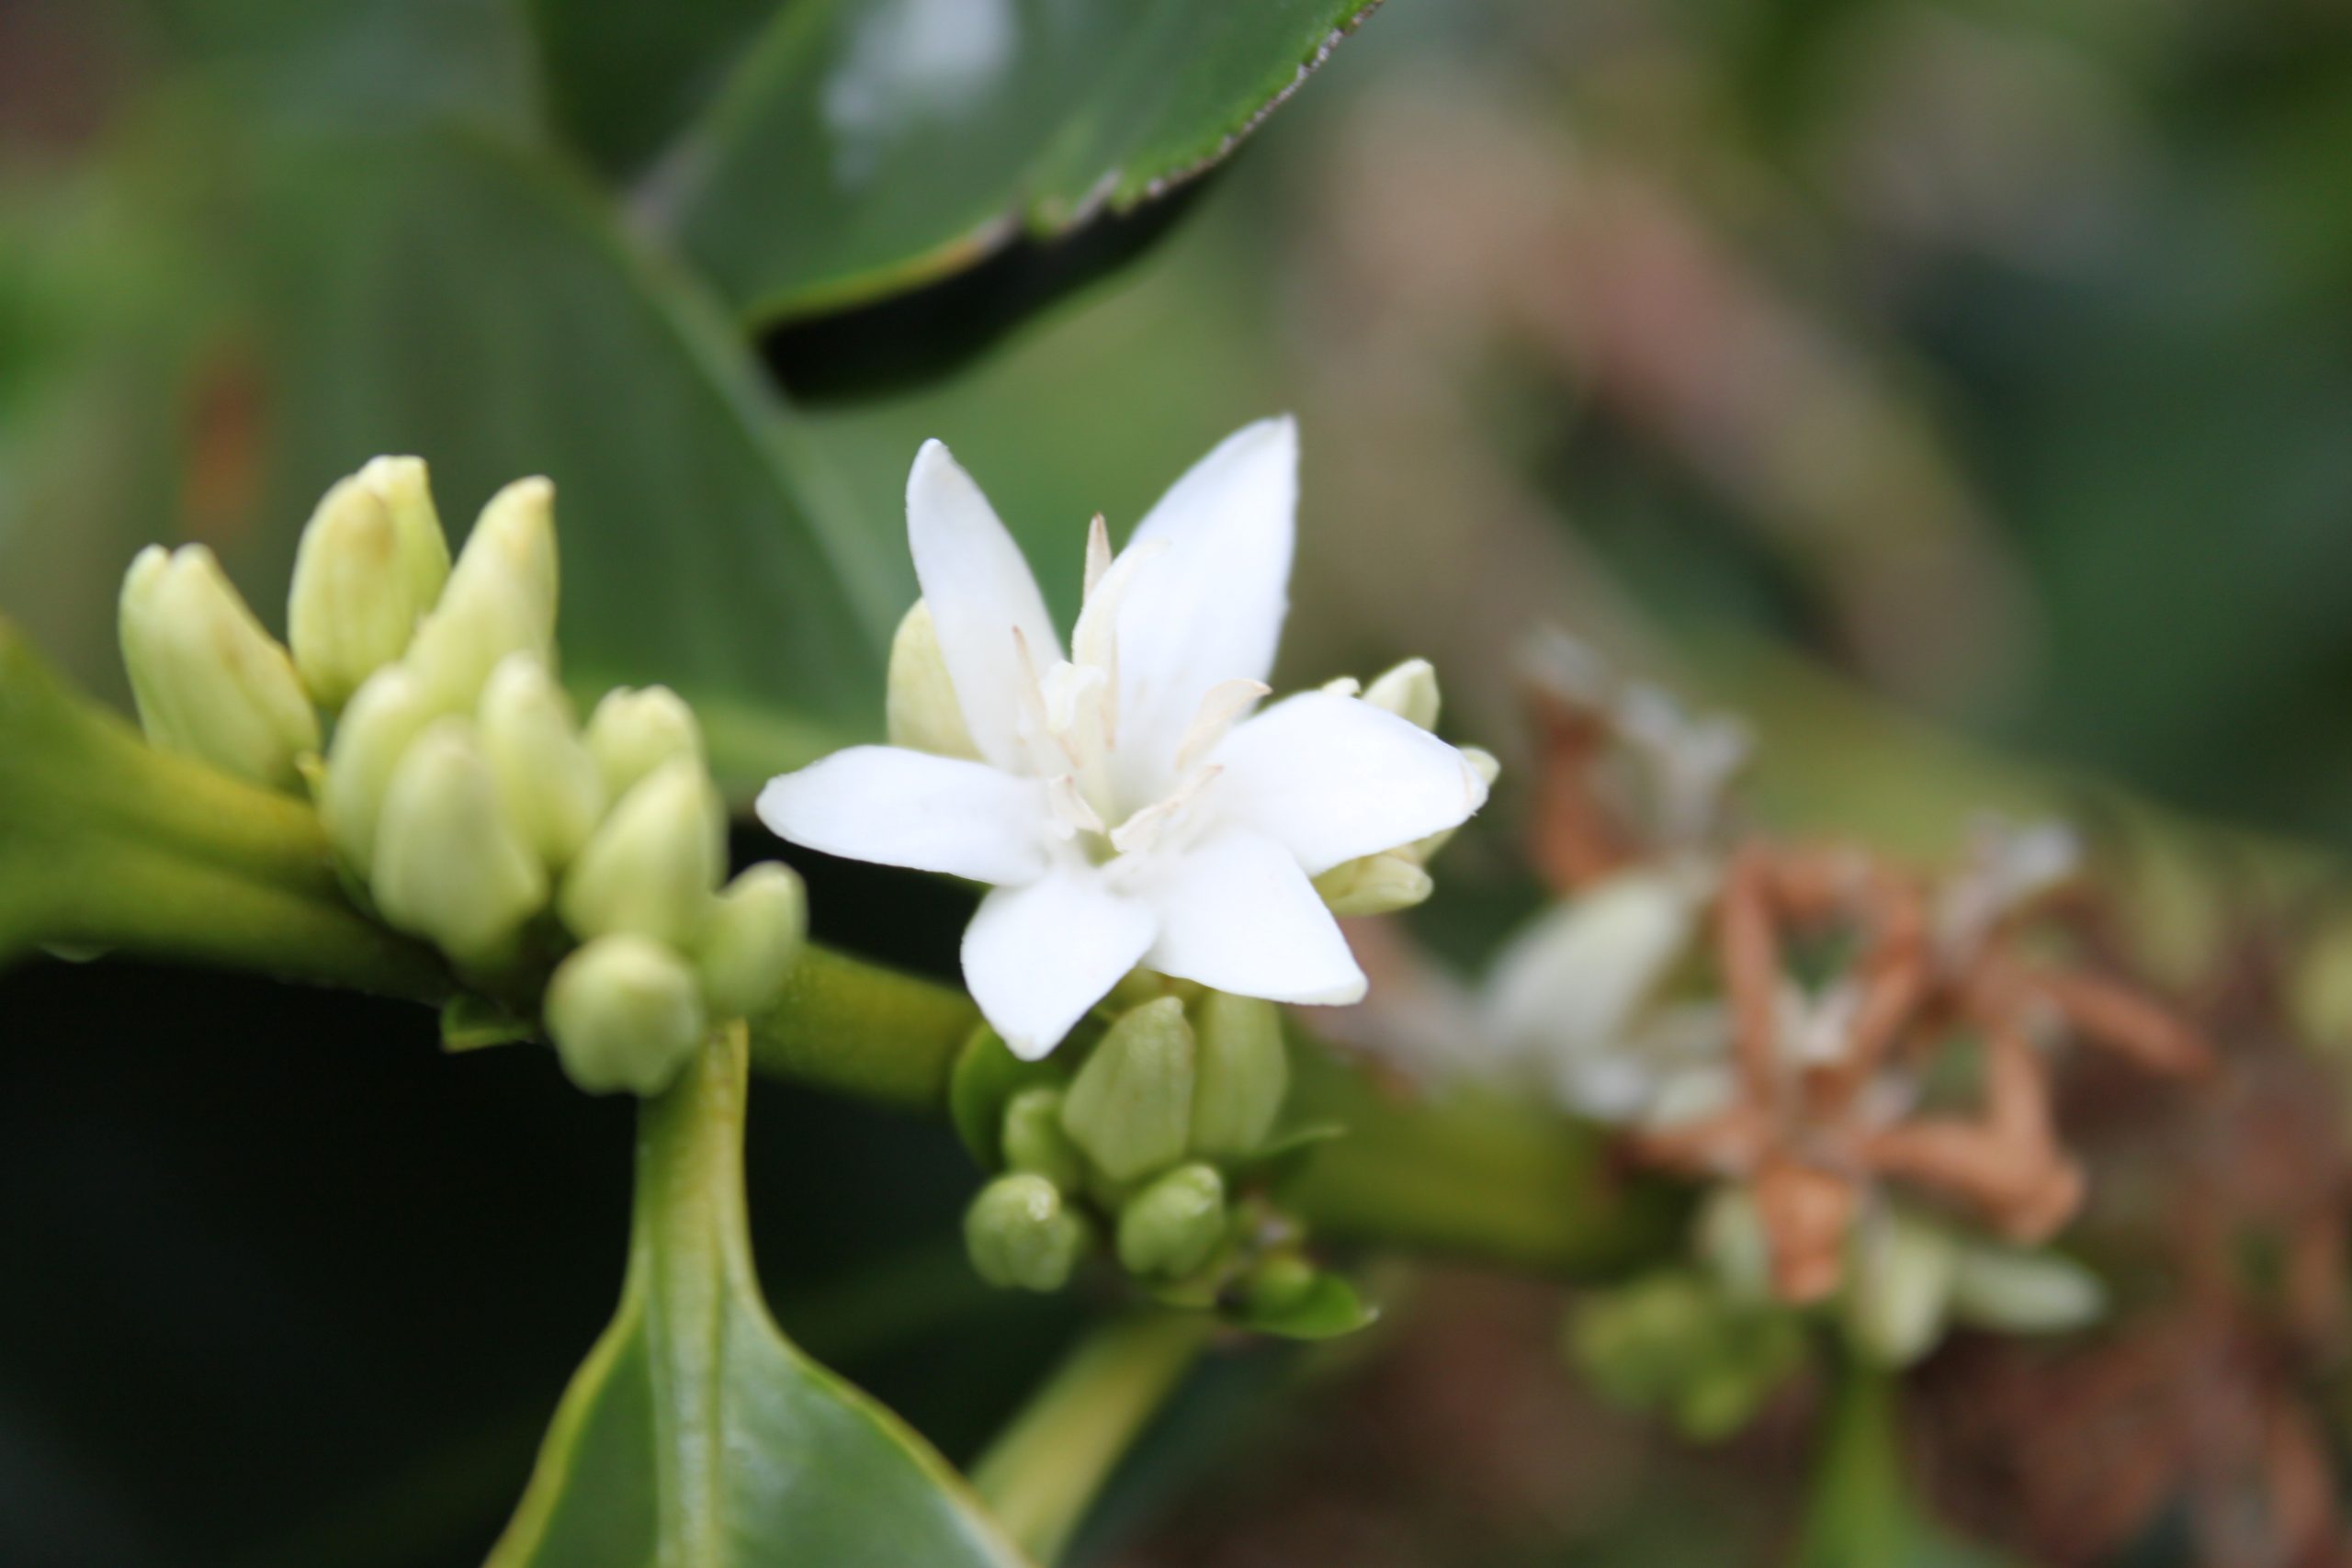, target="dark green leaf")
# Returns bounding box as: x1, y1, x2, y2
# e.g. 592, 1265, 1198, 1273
4, 114, 909, 794
234, 129, 899, 787
666, 0, 1384, 321
489, 1024, 1034, 1568
526, 0, 775, 177
529, 0, 786, 175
